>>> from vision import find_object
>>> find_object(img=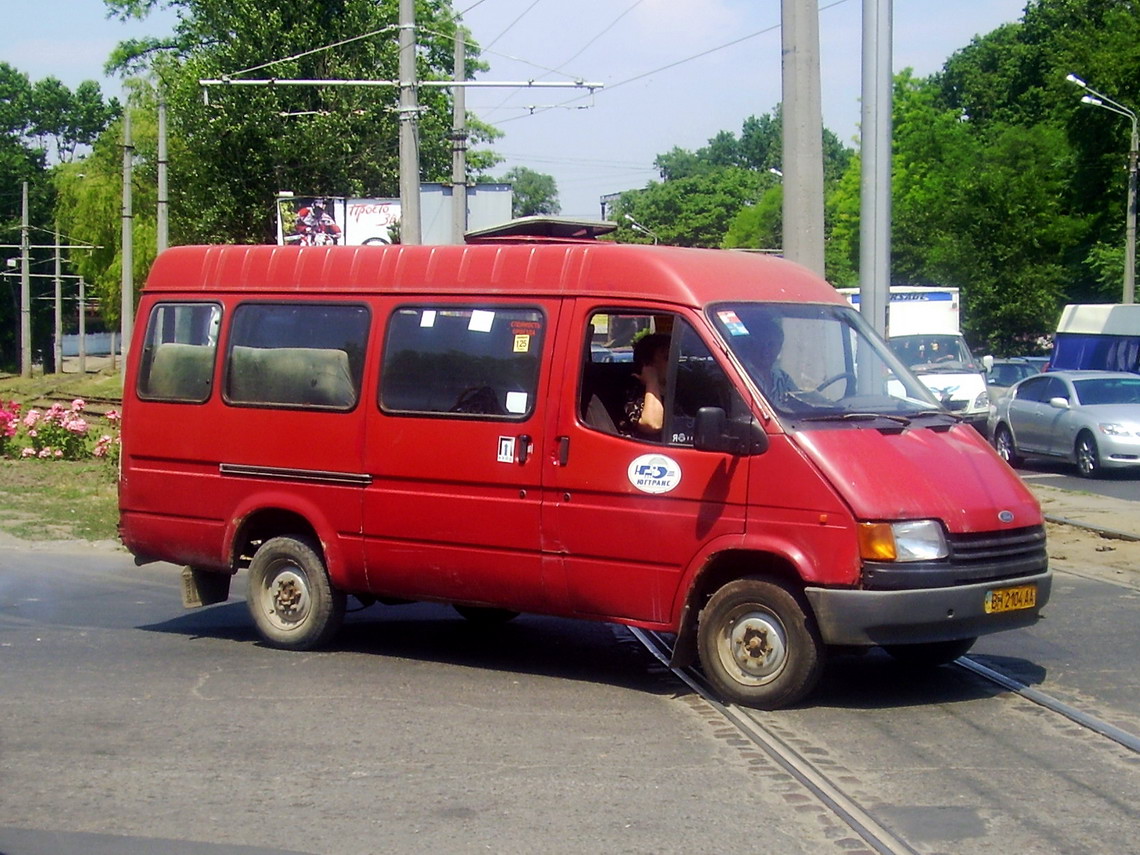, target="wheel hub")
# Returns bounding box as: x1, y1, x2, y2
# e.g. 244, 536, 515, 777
726, 612, 787, 681
268, 569, 309, 624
